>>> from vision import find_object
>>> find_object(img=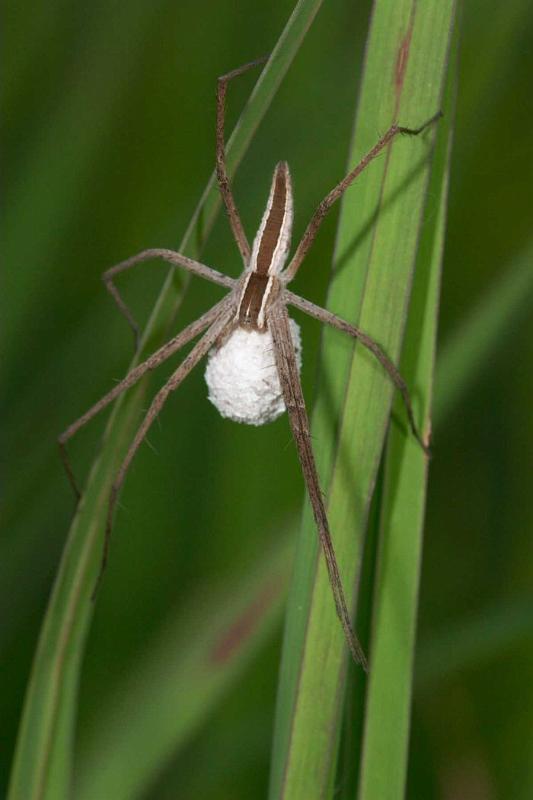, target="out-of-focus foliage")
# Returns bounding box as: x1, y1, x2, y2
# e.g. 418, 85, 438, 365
3, 1, 533, 798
